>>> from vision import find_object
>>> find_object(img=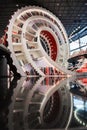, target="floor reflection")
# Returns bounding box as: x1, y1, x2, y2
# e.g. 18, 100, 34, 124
69, 76, 87, 128
0, 76, 87, 130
